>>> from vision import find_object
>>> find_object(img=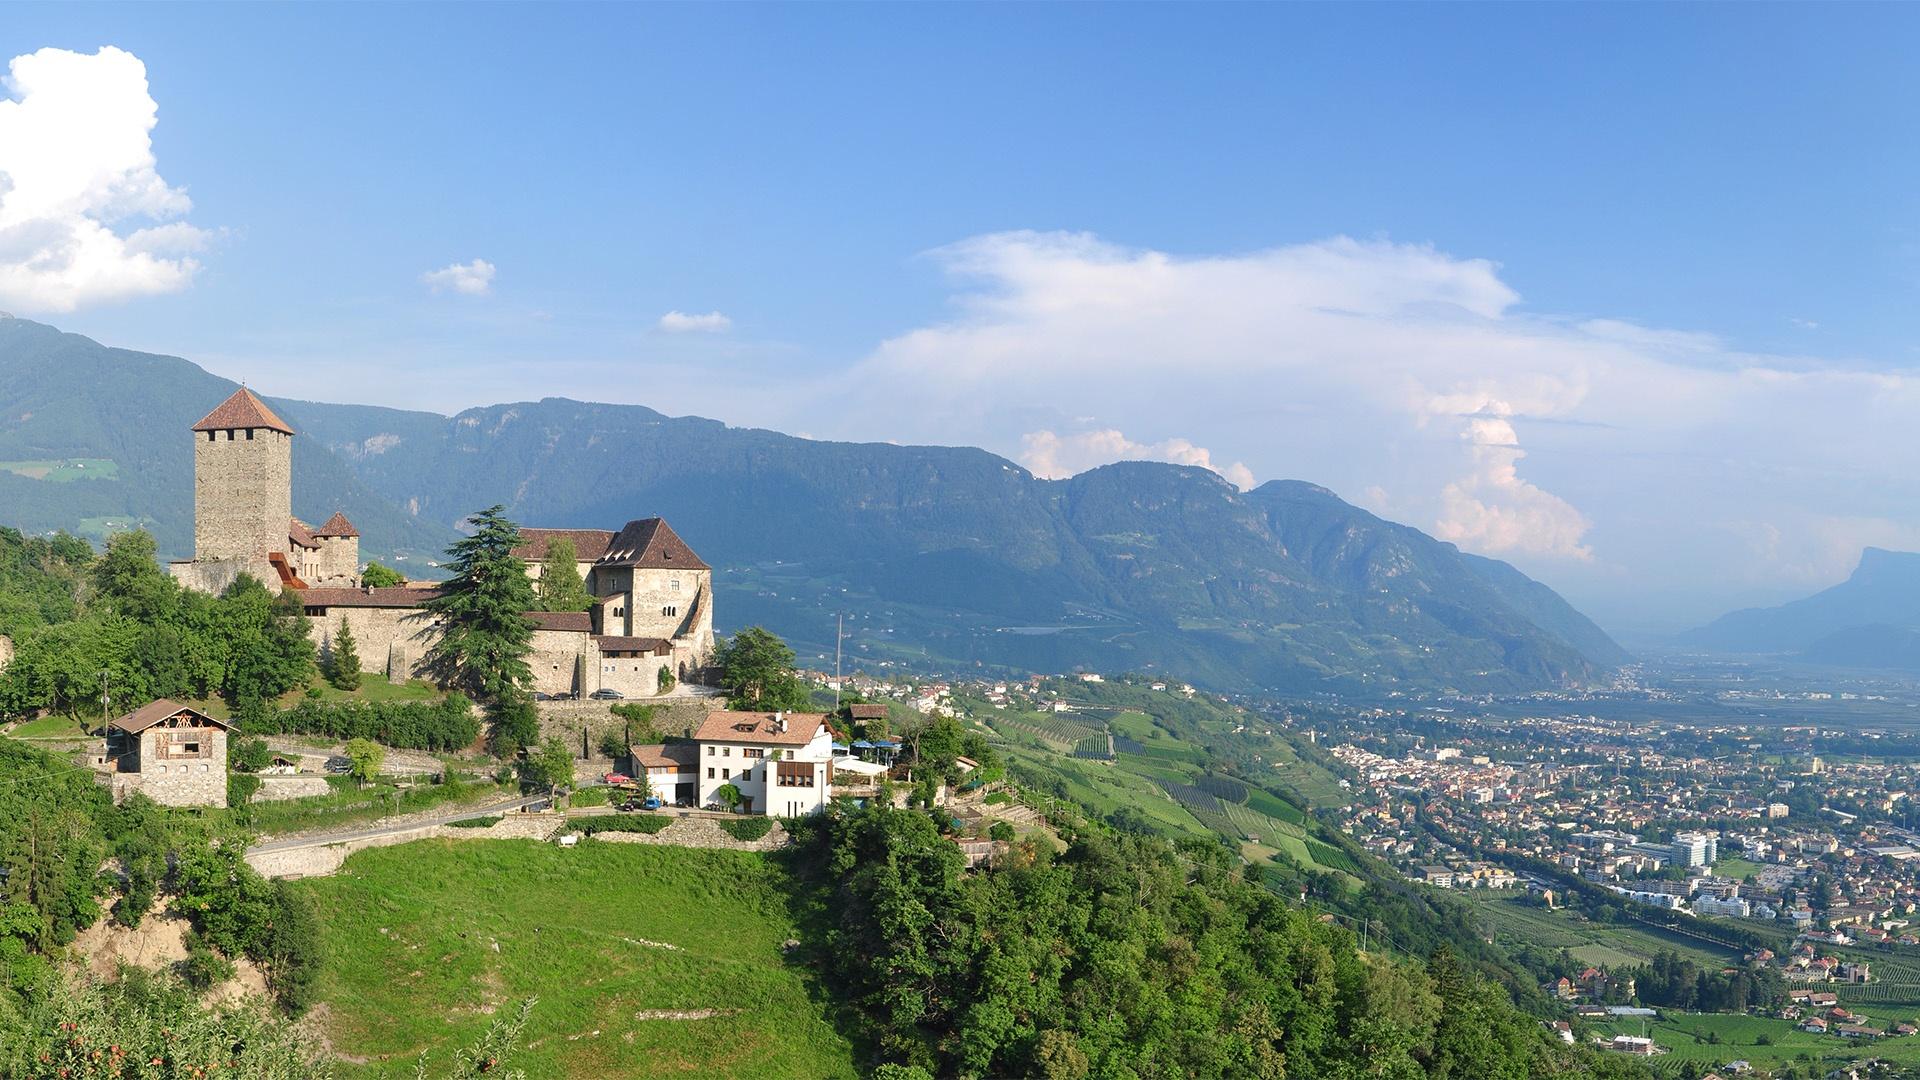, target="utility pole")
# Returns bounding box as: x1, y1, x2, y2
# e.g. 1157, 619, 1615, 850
99, 670, 110, 730
833, 612, 844, 712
